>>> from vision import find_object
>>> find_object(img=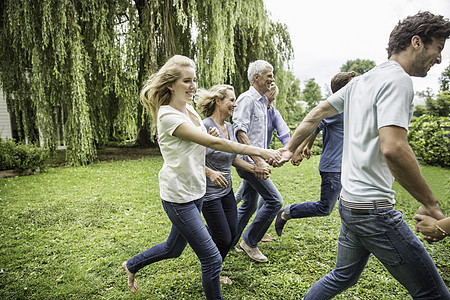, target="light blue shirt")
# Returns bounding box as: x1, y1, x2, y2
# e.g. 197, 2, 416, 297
232, 86, 268, 164
267, 106, 290, 148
